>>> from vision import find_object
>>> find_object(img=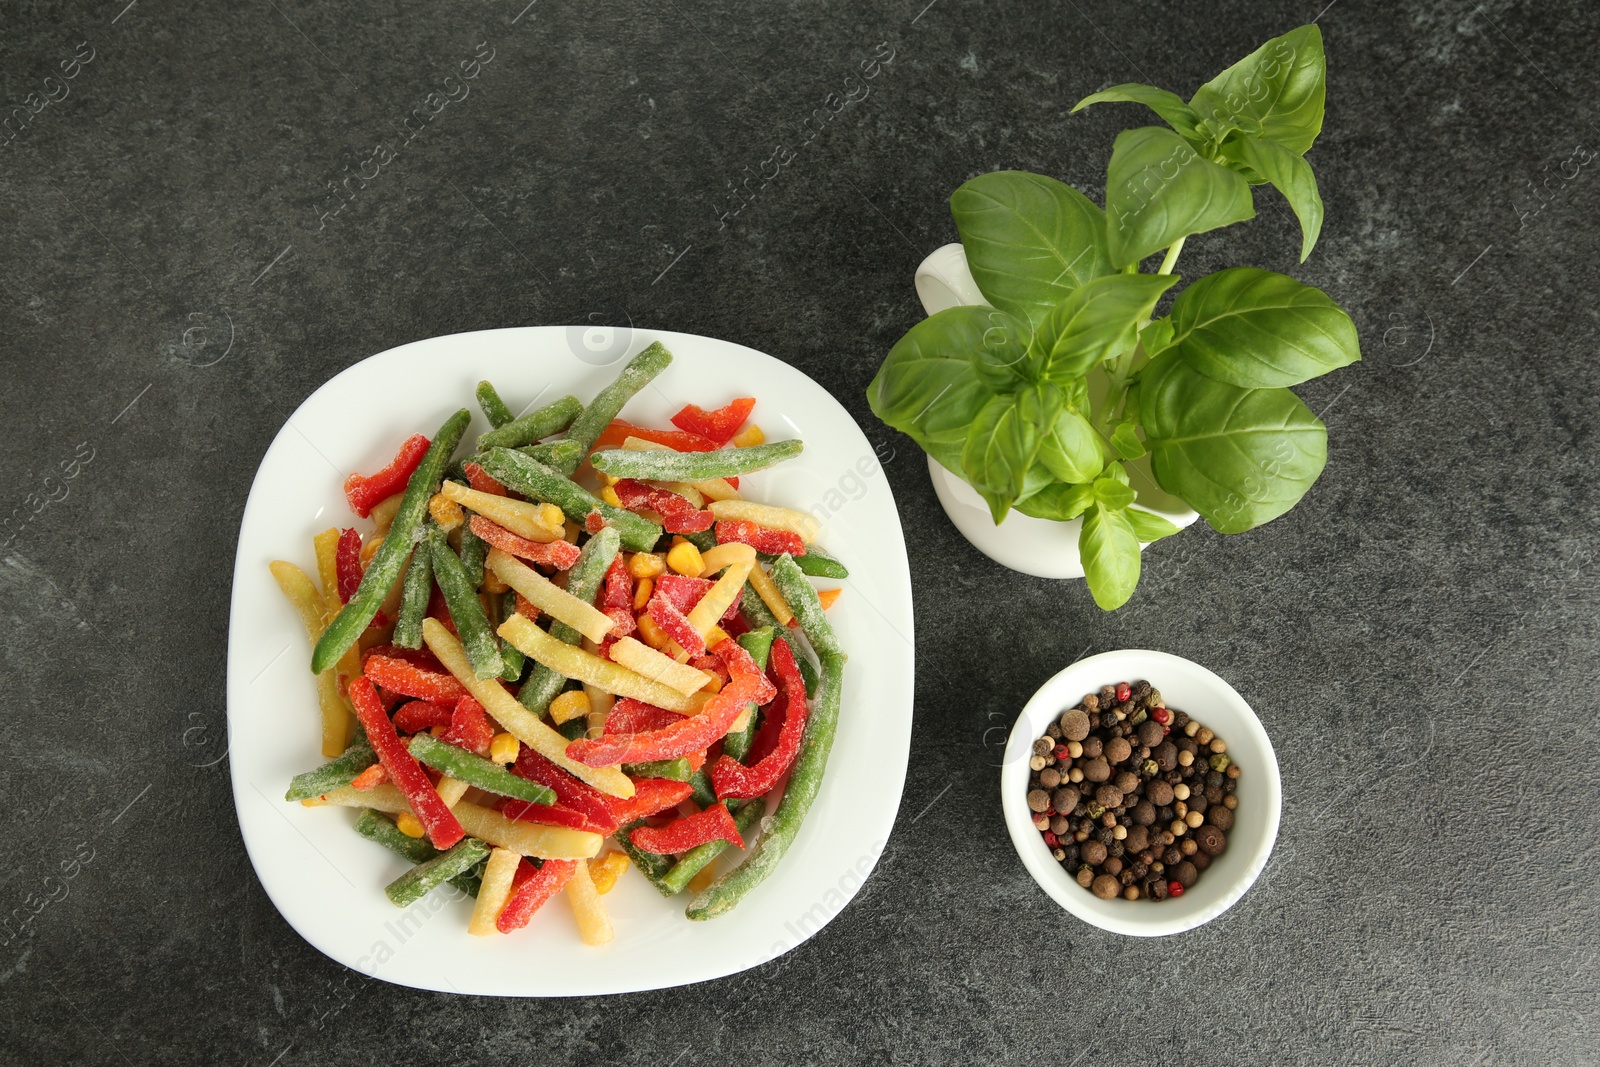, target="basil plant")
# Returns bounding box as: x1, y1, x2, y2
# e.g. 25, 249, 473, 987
868, 25, 1359, 609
